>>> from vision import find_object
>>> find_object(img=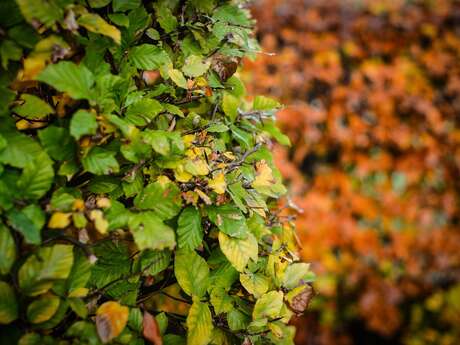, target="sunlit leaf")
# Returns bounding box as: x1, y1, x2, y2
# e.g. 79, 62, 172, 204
218, 232, 258, 272
186, 299, 213, 345
175, 249, 209, 297
78, 13, 121, 44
